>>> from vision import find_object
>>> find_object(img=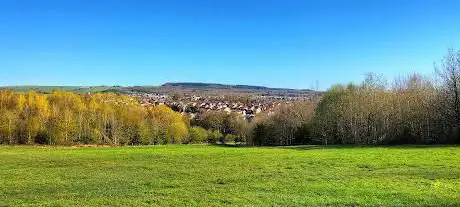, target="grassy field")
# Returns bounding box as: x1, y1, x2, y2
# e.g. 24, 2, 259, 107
0, 145, 459, 206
